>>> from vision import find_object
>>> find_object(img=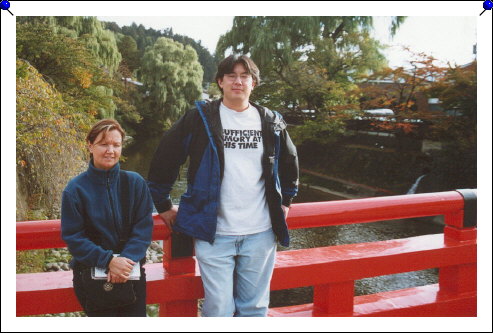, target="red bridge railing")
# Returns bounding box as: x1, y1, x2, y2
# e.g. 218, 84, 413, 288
16, 190, 477, 317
